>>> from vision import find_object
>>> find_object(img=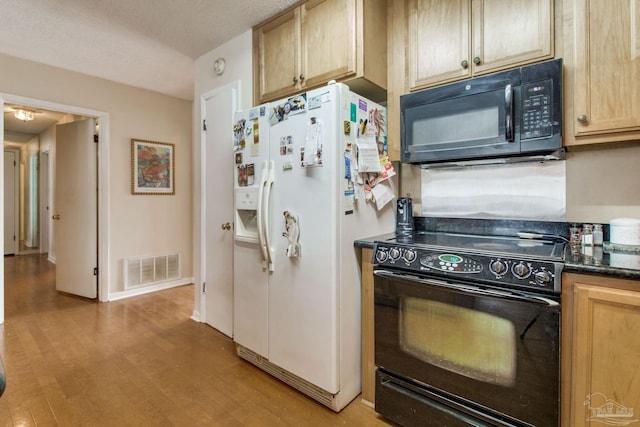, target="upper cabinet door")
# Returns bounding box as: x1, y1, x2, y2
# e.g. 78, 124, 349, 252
408, 0, 553, 91
472, 0, 553, 75
408, 0, 471, 89
301, 0, 357, 89
254, 9, 301, 103
571, 0, 640, 140
253, 0, 386, 104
